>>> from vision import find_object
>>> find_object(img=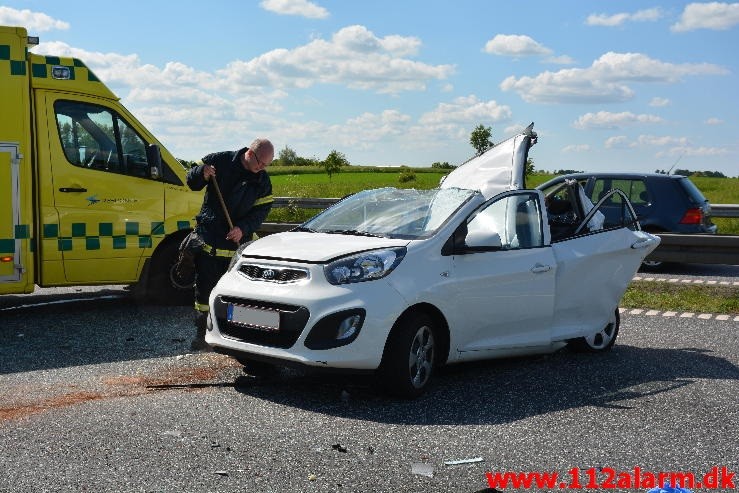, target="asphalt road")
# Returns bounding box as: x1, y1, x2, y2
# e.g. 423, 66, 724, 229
0, 265, 737, 492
